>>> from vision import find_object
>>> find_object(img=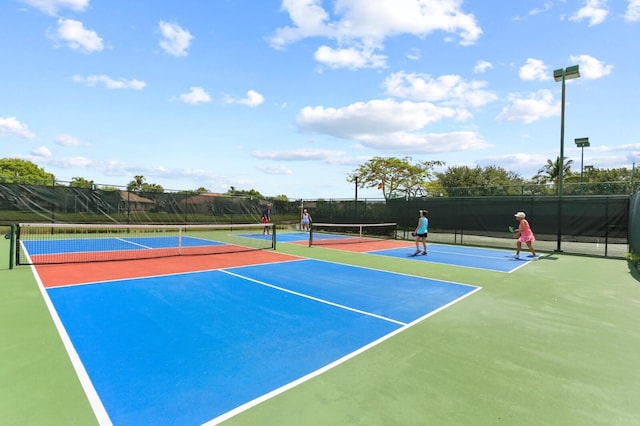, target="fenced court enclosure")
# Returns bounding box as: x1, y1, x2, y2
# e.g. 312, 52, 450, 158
0, 181, 632, 258
2, 182, 640, 425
